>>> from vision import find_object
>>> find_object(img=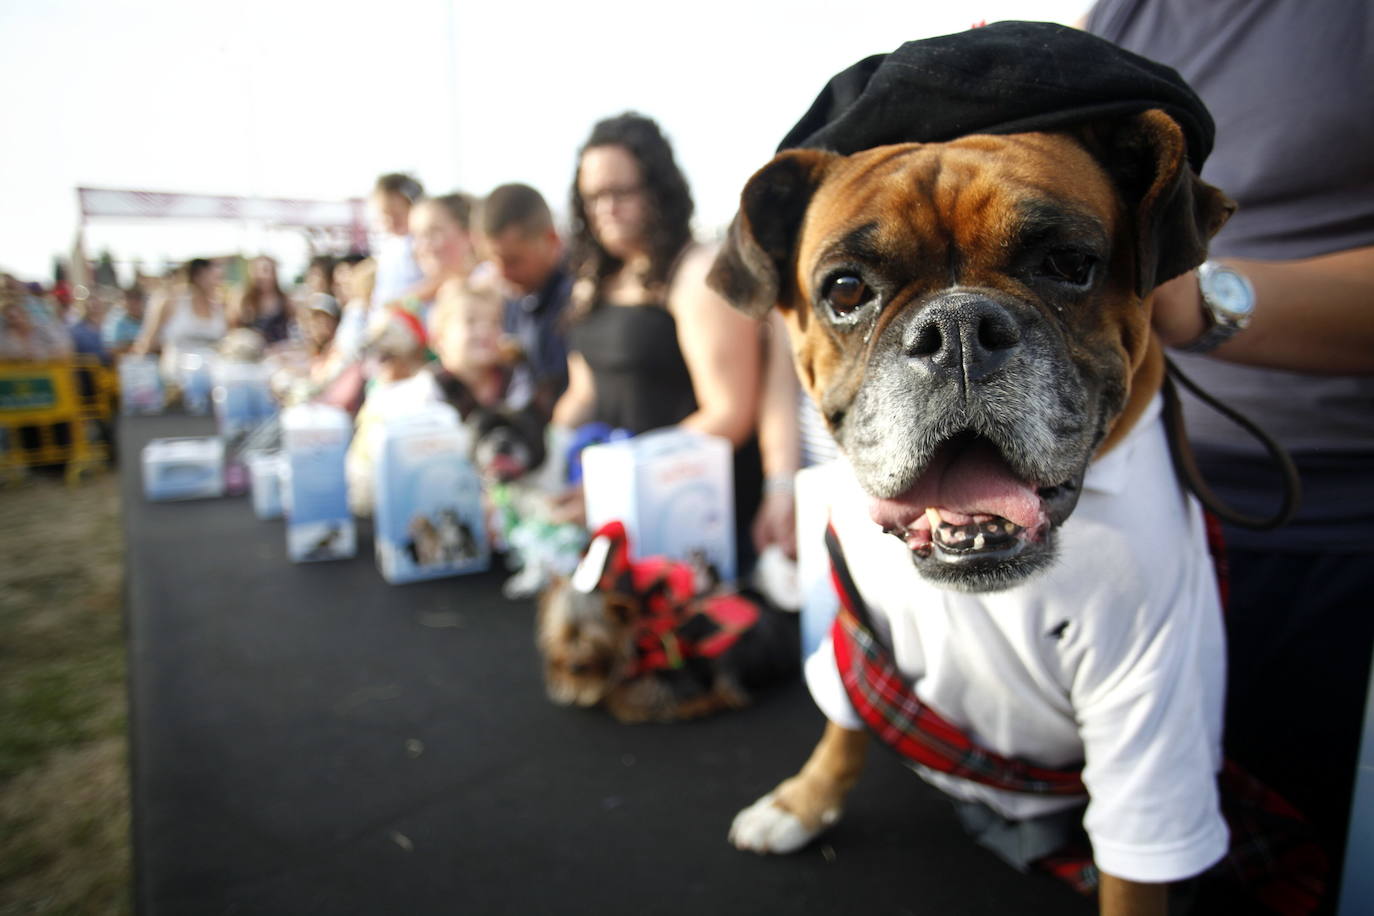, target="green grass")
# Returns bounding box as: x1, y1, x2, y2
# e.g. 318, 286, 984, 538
0, 470, 131, 915
1, 658, 126, 782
